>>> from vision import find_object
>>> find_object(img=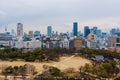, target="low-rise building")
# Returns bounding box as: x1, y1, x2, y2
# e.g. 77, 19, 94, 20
87, 32, 97, 42
62, 38, 69, 49
107, 35, 117, 47
73, 38, 83, 49
87, 41, 97, 49
15, 40, 41, 49
0, 33, 14, 47
42, 37, 62, 48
